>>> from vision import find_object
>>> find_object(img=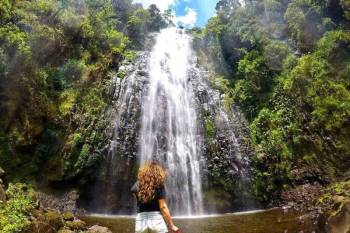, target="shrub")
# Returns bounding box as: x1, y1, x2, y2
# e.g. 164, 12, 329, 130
0, 183, 36, 233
